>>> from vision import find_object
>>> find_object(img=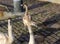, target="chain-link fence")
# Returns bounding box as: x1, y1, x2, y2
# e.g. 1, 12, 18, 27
0, 16, 60, 44
0, 0, 60, 44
